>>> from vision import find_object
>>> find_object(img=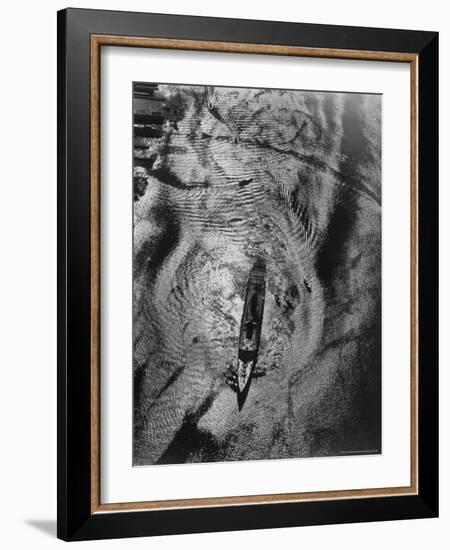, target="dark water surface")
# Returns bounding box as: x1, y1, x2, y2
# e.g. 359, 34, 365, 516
133, 85, 381, 465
